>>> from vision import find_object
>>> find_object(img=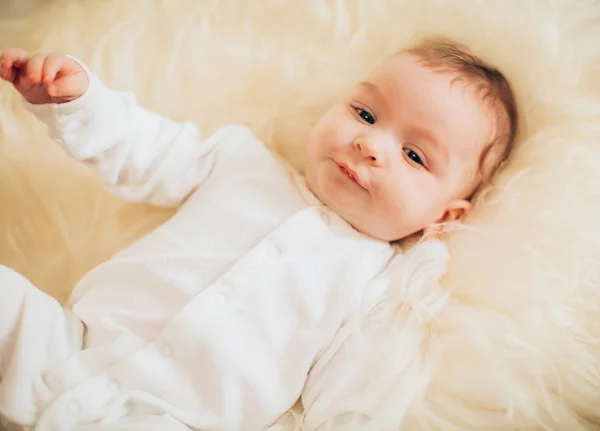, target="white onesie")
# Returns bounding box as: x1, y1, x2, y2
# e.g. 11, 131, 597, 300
0, 60, 449, 431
